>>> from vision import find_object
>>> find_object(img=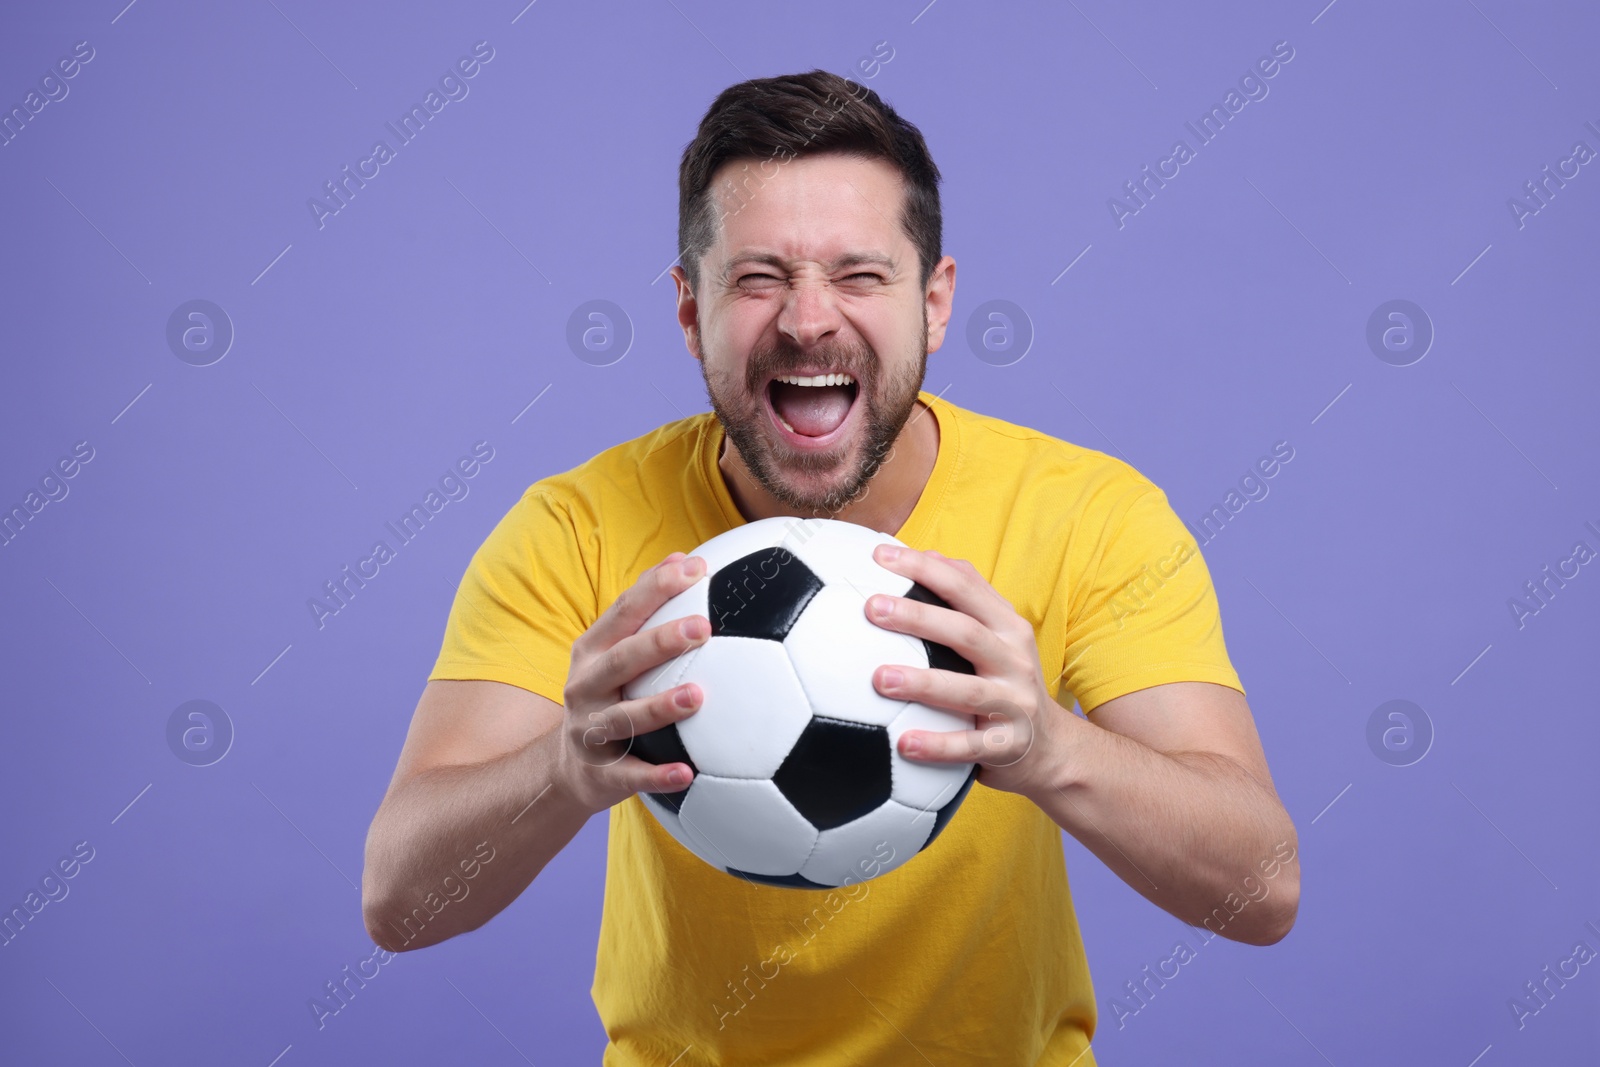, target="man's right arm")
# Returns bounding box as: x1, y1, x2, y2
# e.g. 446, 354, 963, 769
361, 552, 711, 952
361, 679, 586, 952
